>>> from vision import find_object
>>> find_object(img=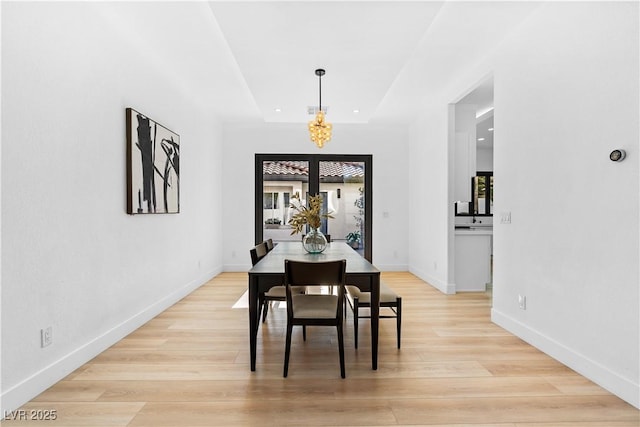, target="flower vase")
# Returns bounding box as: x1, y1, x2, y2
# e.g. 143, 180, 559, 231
302, 228, 328, 254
